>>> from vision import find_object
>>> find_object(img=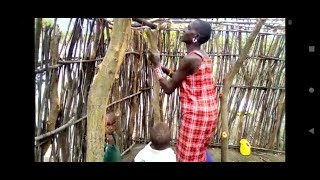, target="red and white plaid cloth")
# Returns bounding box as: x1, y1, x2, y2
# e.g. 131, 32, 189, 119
177, 50, 218, 162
